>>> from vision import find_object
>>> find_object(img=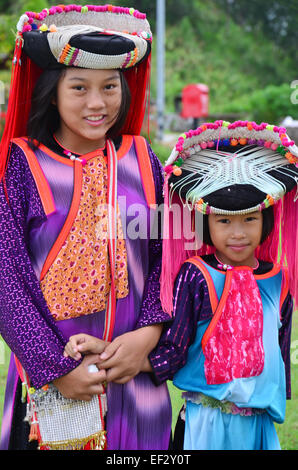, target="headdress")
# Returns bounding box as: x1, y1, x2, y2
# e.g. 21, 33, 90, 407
0, 4, 152, 179
161, 120, 298, 313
